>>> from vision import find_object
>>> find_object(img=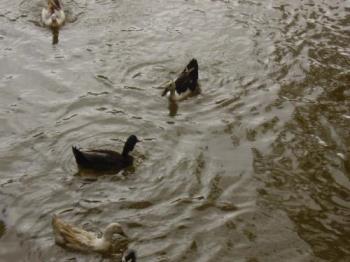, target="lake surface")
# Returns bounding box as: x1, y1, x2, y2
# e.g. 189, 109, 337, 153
0, 0, 349, 261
